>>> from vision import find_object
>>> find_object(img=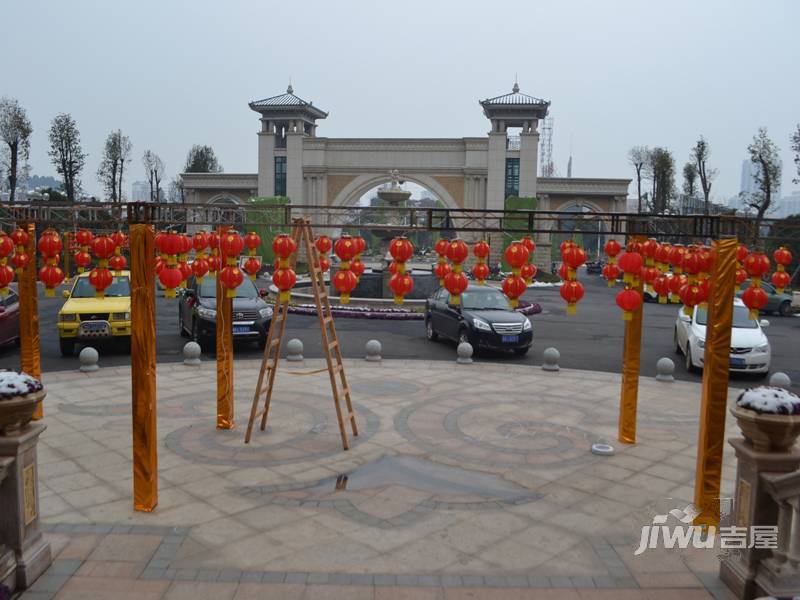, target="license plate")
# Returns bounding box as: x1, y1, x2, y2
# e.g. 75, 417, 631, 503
502, 335, 519, 343
81, 322, 108, 332
730, 357, 746, 367
233, 325, 251, 334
